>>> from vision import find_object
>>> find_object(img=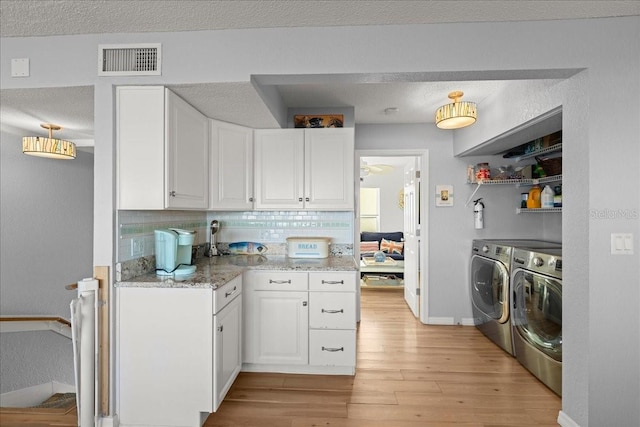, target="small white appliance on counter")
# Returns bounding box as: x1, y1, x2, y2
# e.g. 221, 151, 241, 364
286, 237, 331, 258
154, 228, 197, 275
